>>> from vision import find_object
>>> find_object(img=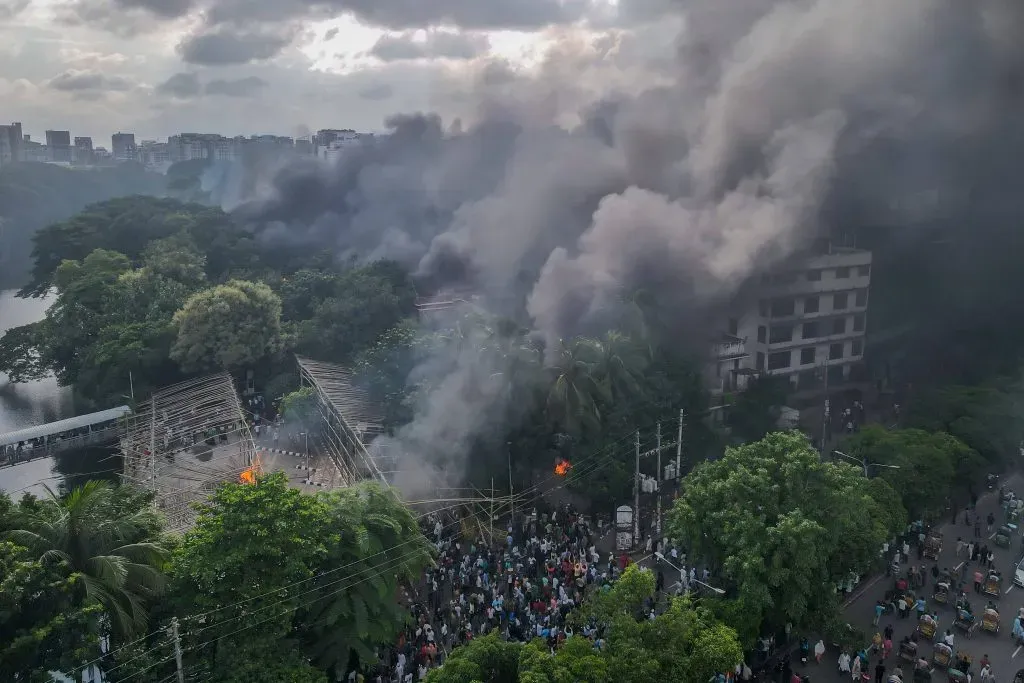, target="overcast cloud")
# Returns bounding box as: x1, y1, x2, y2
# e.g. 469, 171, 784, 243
370, 31, 490, 62
0, 0, 681, 140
